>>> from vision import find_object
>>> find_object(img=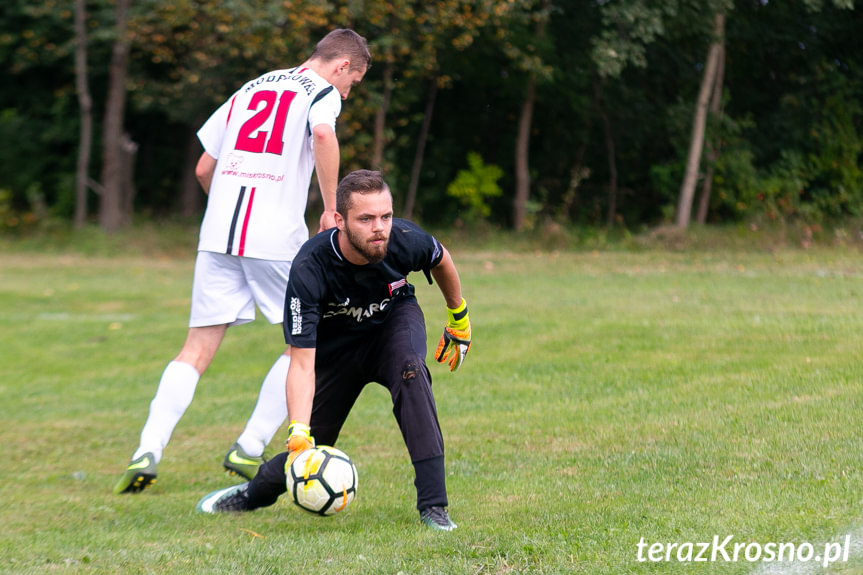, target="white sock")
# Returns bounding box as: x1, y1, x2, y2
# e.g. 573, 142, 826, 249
235, 354, 290, 457
134, 361, 200, 463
